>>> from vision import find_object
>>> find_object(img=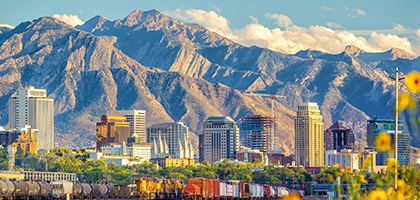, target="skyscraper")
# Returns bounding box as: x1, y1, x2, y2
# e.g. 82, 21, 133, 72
9, 86, 54, 150
201, 116, 239, 162
96, 114, 130, 151
324, 121, 355, 151
367, 118, 410, 165
295, 102, 324, 167
239, 115, 274, 152
147, 122, 194, 159
114, 110, 146, 142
